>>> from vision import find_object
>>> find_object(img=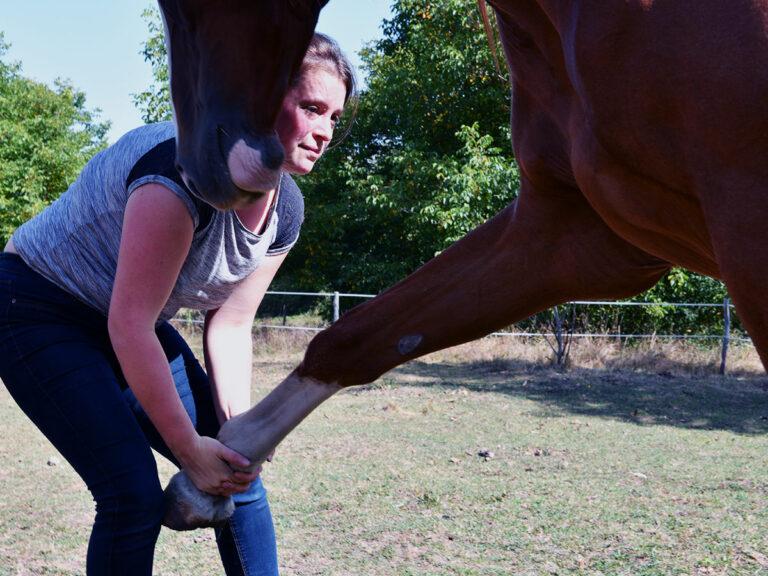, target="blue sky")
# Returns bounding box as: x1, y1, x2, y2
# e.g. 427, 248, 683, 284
1, 0, 392, 142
